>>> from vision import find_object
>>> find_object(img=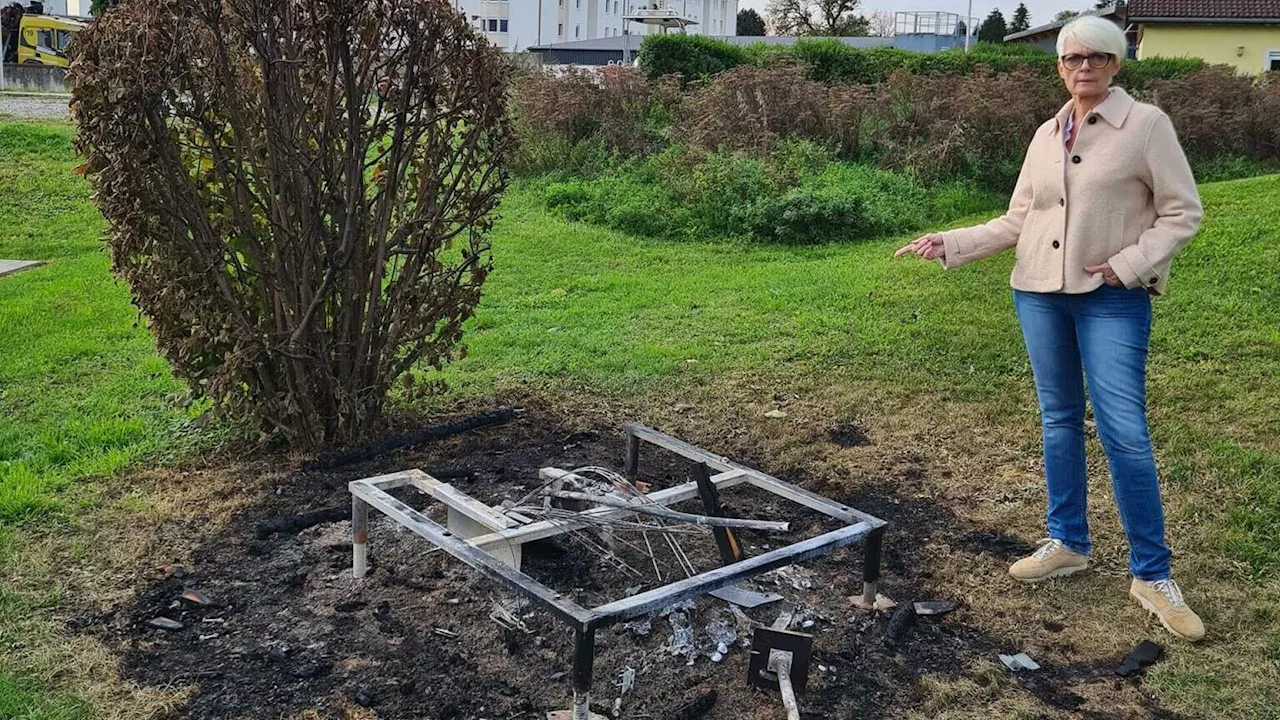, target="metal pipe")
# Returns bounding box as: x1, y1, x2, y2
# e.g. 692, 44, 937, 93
965, 0, 972, 52
352, 497, 369, 579
769, 651, 800, 720
548, 490, 790, 532
624, 432, 640, 477
860, 526, 884, 608
572, 628, 596, 720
